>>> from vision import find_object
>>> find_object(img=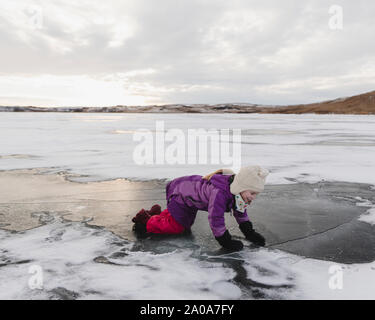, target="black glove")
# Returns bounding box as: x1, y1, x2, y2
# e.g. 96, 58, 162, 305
239, 221, 266, 246
215, 230, 244, 251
